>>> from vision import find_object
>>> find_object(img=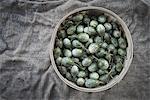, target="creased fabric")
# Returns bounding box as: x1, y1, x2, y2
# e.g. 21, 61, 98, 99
0, 0, 150, 100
